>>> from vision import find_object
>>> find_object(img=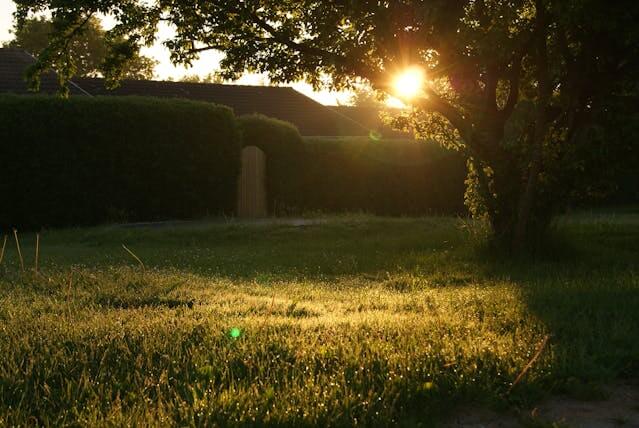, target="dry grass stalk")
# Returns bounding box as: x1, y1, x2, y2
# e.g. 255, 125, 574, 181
508, 335, 551, 394
0, 235, 7, 265
122, 244, 146, 270
13, 229, 24, 271
35, 233, 40, 274
66, 272, 73, 318
259, 294, 277, 330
